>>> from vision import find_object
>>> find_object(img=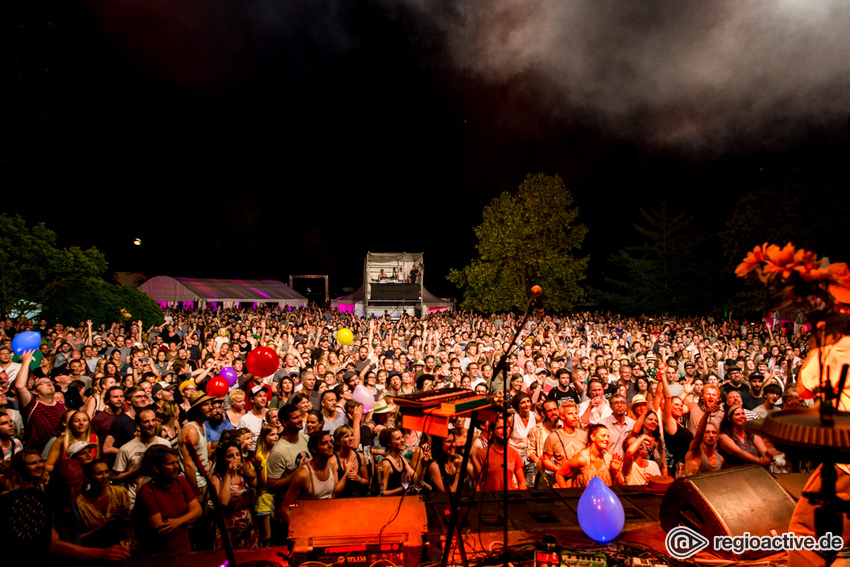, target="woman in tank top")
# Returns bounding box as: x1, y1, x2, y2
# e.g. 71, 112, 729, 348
210, 441, 258, 549
563, 424, 624, 488
278, 431, 349, 524
381, 428, 416, 496
684, 404, 725, 476
332, 425, 369, 498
